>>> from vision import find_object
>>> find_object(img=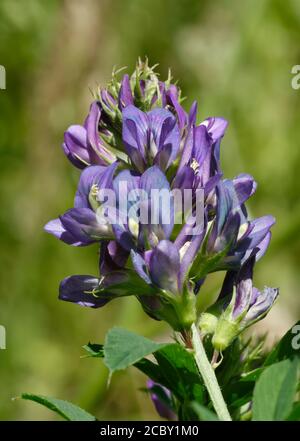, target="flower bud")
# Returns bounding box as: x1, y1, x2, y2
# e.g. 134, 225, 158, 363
212, 317, 240, 351
198, 312, 218, 337
211, 254, 278, 351
147, 379, 176, 420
